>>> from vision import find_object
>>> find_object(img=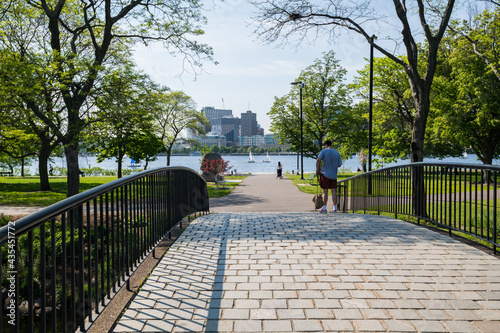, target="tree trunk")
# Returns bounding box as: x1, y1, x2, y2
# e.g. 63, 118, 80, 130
38, 147, 51, 191
166, 147, 172, 166
65, 145, 80, 197
118, 158, 123, 178
21, 157, 25, 177
408, 80, 431, 218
